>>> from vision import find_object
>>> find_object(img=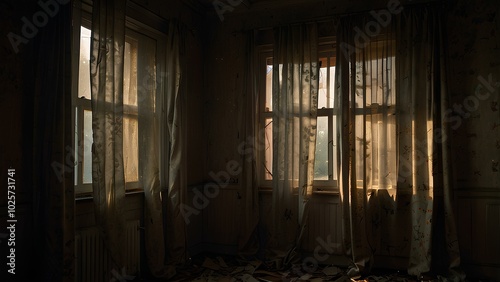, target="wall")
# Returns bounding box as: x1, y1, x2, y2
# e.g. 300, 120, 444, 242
446, 0, 500, 279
